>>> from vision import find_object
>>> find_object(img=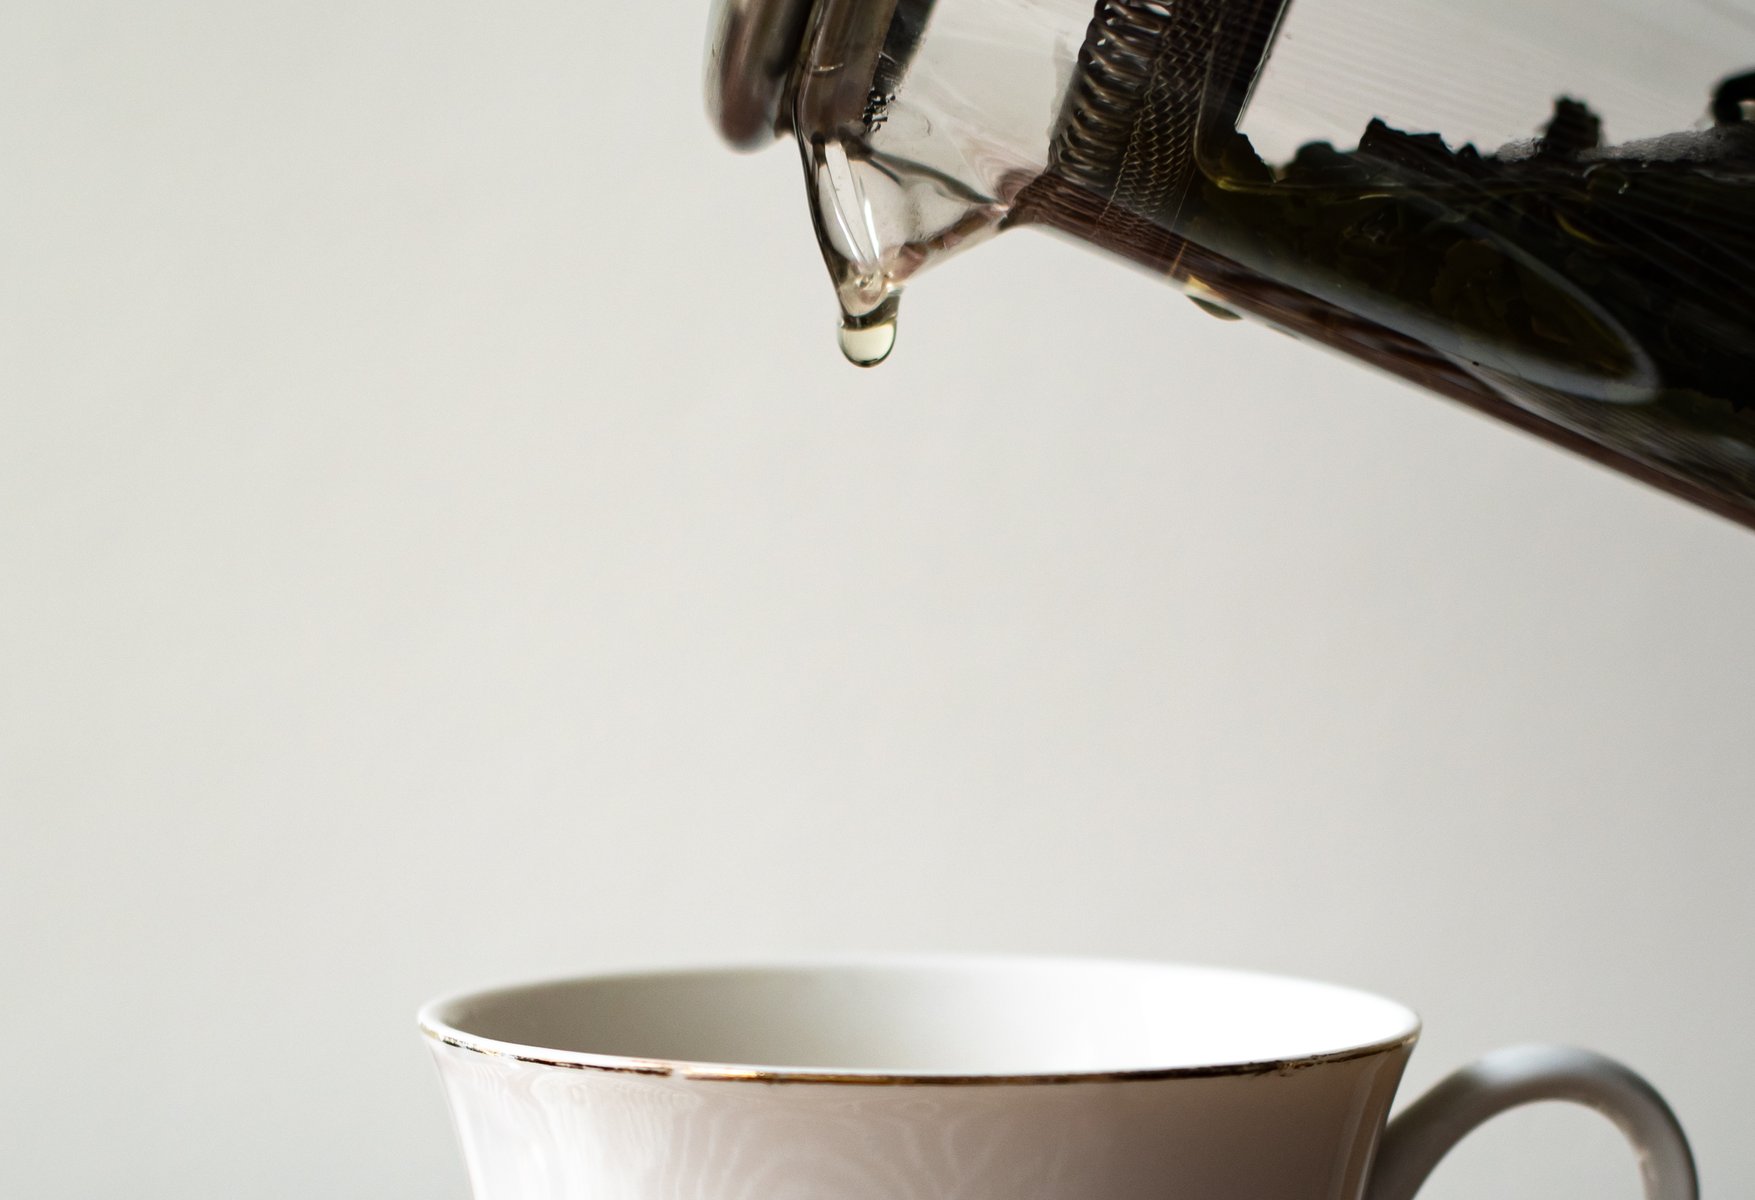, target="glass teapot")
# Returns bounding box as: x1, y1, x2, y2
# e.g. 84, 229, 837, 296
704, 0, 1755, 527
